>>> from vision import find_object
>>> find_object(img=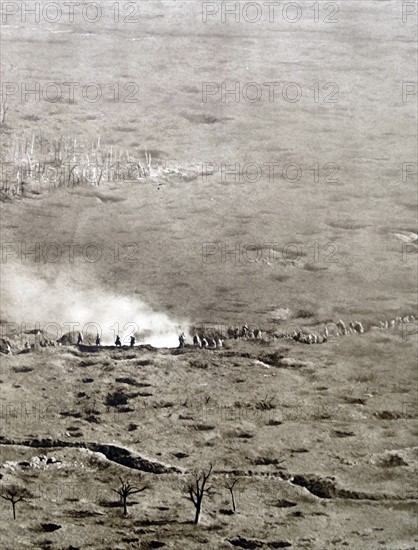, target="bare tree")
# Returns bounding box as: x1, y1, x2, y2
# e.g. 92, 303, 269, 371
223, 478, 239, 513
0, 484, 30, 520
187, 463, 214, 524
112, 476, 147, 516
